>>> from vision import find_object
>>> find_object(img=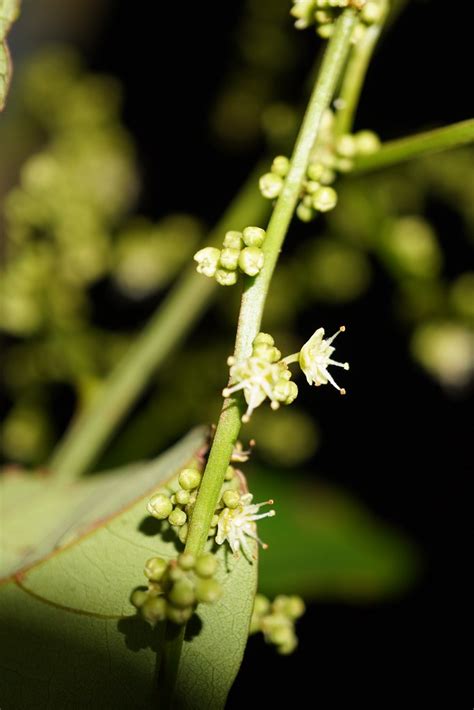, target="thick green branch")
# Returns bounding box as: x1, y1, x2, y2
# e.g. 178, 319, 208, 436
353, 119, 474, 173
184, 8, 358, 558
48, 165, 268, 482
